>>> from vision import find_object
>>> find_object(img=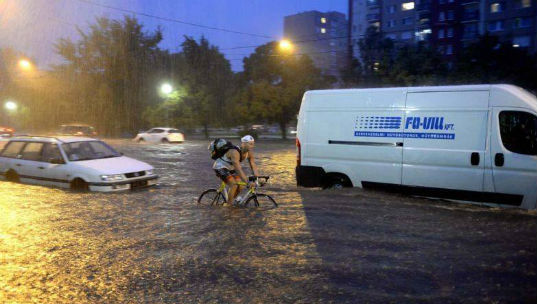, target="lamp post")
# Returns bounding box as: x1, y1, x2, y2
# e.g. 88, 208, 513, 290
4, 100, 18, 127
